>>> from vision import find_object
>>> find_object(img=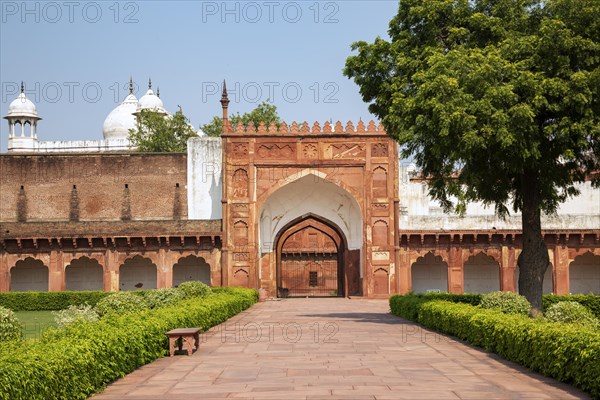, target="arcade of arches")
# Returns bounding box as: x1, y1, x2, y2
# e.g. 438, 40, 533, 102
2, 251, 215, 292
3, 245, 598, 295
